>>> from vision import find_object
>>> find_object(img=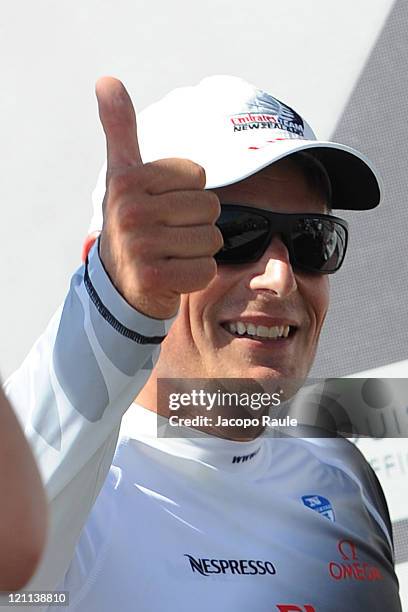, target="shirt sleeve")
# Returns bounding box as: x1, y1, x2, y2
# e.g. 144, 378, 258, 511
1, 239, 176, 595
